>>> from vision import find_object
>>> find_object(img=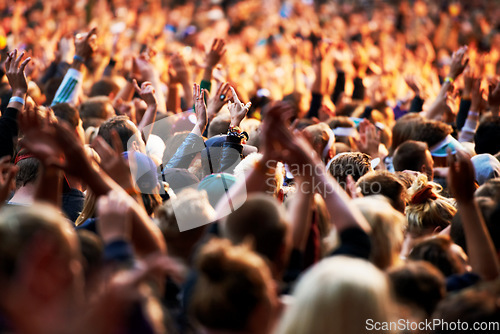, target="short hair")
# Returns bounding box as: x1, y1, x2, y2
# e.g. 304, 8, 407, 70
431, 283, 500, 334
388, 261, 446, 317
79, 96, 115, 129
475, 179, 500, 201
408, 235, 463, 277
52, 103, 80, 129
356, 171, 407, 212
192, 238, 273, 332
155, 189, 213, 257
43, 77, 64, 105
208, 114, 231, 138
0, 204, 74, 284
411, 120, 453, 149
303, 123, 334, 158
393, 140, 429, 172
15, 157, 40, 189
97, 115, 137, 151
328, 152, 372, 189
475, 116, 500, 155
89, 78, 120, 98
221, 194, 288, 265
